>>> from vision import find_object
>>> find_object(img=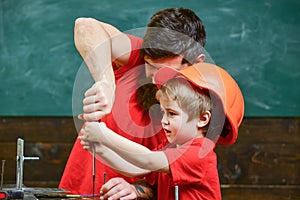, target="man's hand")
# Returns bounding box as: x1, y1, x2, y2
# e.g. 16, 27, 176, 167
78, 80, 115, 121
100, 178, 138, 200
100, 178, 154, 200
